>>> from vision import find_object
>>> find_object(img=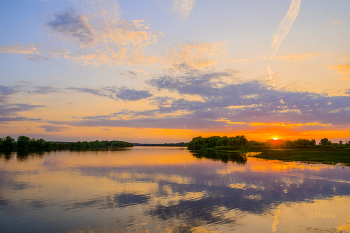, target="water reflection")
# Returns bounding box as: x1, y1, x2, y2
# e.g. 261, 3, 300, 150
190, 149, 247, 164
0, 147, 350, 233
